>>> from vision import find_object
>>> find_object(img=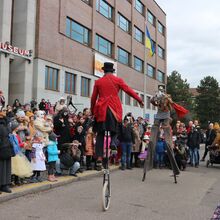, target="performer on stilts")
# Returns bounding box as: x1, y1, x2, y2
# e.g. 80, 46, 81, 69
91, 62, 144, 171
143, 85, 188, 183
